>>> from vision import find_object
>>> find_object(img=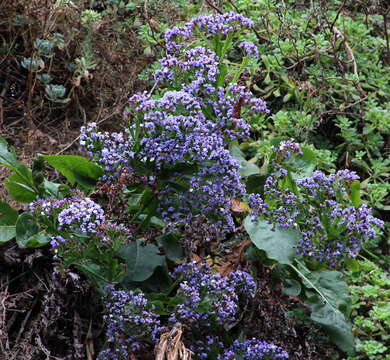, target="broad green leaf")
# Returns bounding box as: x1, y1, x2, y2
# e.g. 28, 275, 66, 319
0, 226, 16, 243
156, 232, 183, 262
24, 232, 51, 247
282, 278, 302, 296
244, 216, 300, 264
295, 263, 352, 315
0, 201, 19, 242
230, 143, 260, 177
289, 146, 317, 179
0, 138, 33, 183
74, 263, 110, 294
0, 201, 19, 225
310, 302, 355, 355
43, 155, 103, 186
292, 263, 355, 354
43, 179, 61, 197
0, 137, 20, 170
119, 240, 165, 283
15, 213, 39, 247
5, 172, 36, 203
